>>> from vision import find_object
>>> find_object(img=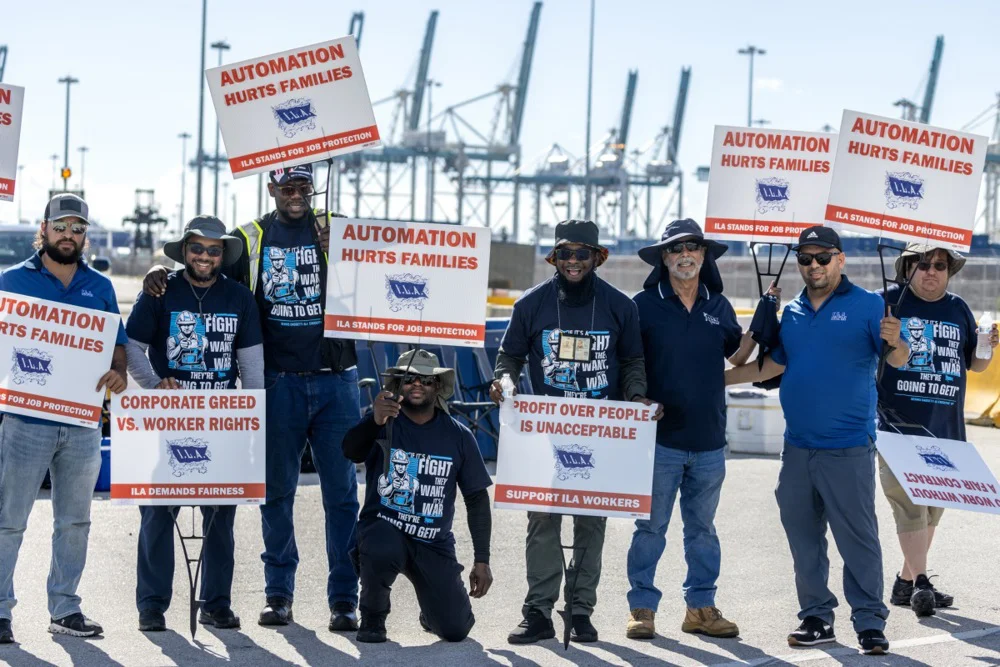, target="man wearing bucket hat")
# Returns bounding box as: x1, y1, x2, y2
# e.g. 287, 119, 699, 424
490, 219, 656, 644
125, 215, 263, 632
877, 244, 997, 618
342, 350, 494, 643
625, 219, 757, 641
